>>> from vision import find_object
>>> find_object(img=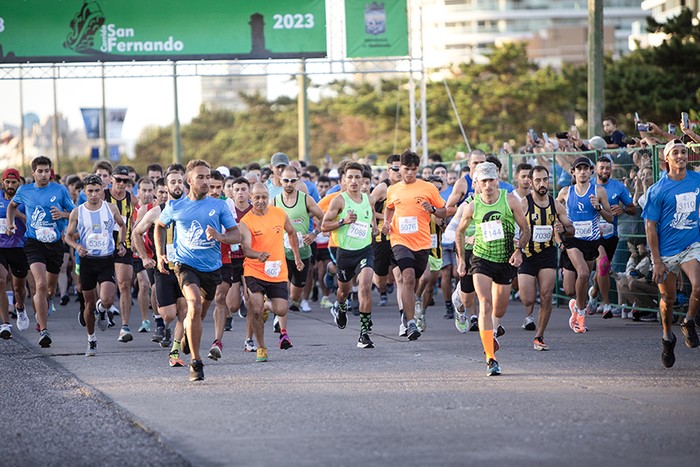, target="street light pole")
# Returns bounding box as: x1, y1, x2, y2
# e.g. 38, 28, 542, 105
587, 0, 604, 139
